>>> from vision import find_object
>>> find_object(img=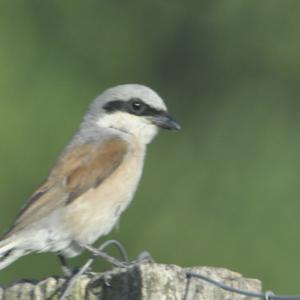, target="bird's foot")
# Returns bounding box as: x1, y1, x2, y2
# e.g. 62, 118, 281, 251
57, 254, 78, 277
